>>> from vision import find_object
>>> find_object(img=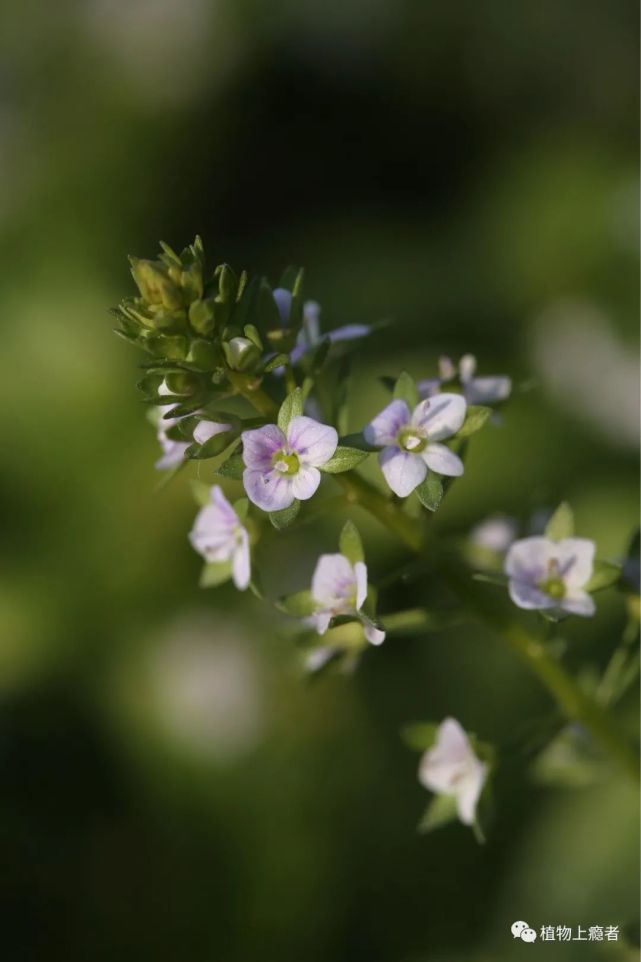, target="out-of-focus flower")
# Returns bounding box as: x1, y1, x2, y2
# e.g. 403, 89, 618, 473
193, 419, 232, 445
241, 416, 338, 511
189, 486, 250, 590
418, 354, 511, 406
418, 718, 487, 826
470, 514, 518, 554
154, 382, 232, 469
504, 536, 596, 616
364, 394, 466, 497
272, 288, 370, 365
309, 553, 385, 645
